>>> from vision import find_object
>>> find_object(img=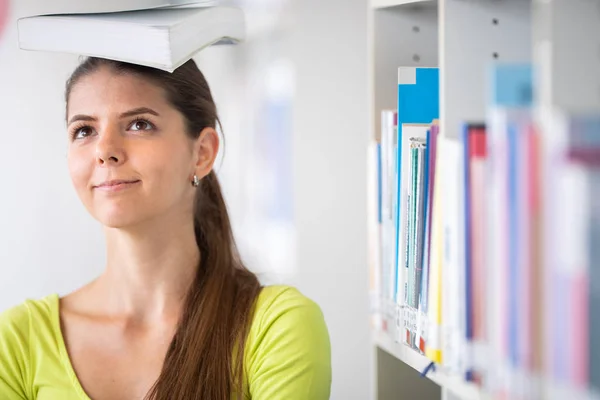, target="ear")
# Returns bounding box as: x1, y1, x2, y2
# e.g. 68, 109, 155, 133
192, 127, 220, 179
